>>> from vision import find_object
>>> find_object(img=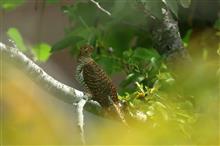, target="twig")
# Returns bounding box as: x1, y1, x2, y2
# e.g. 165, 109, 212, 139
0, 42, 101, 114
73, 99, 87, 144
90, 0, 111, 16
